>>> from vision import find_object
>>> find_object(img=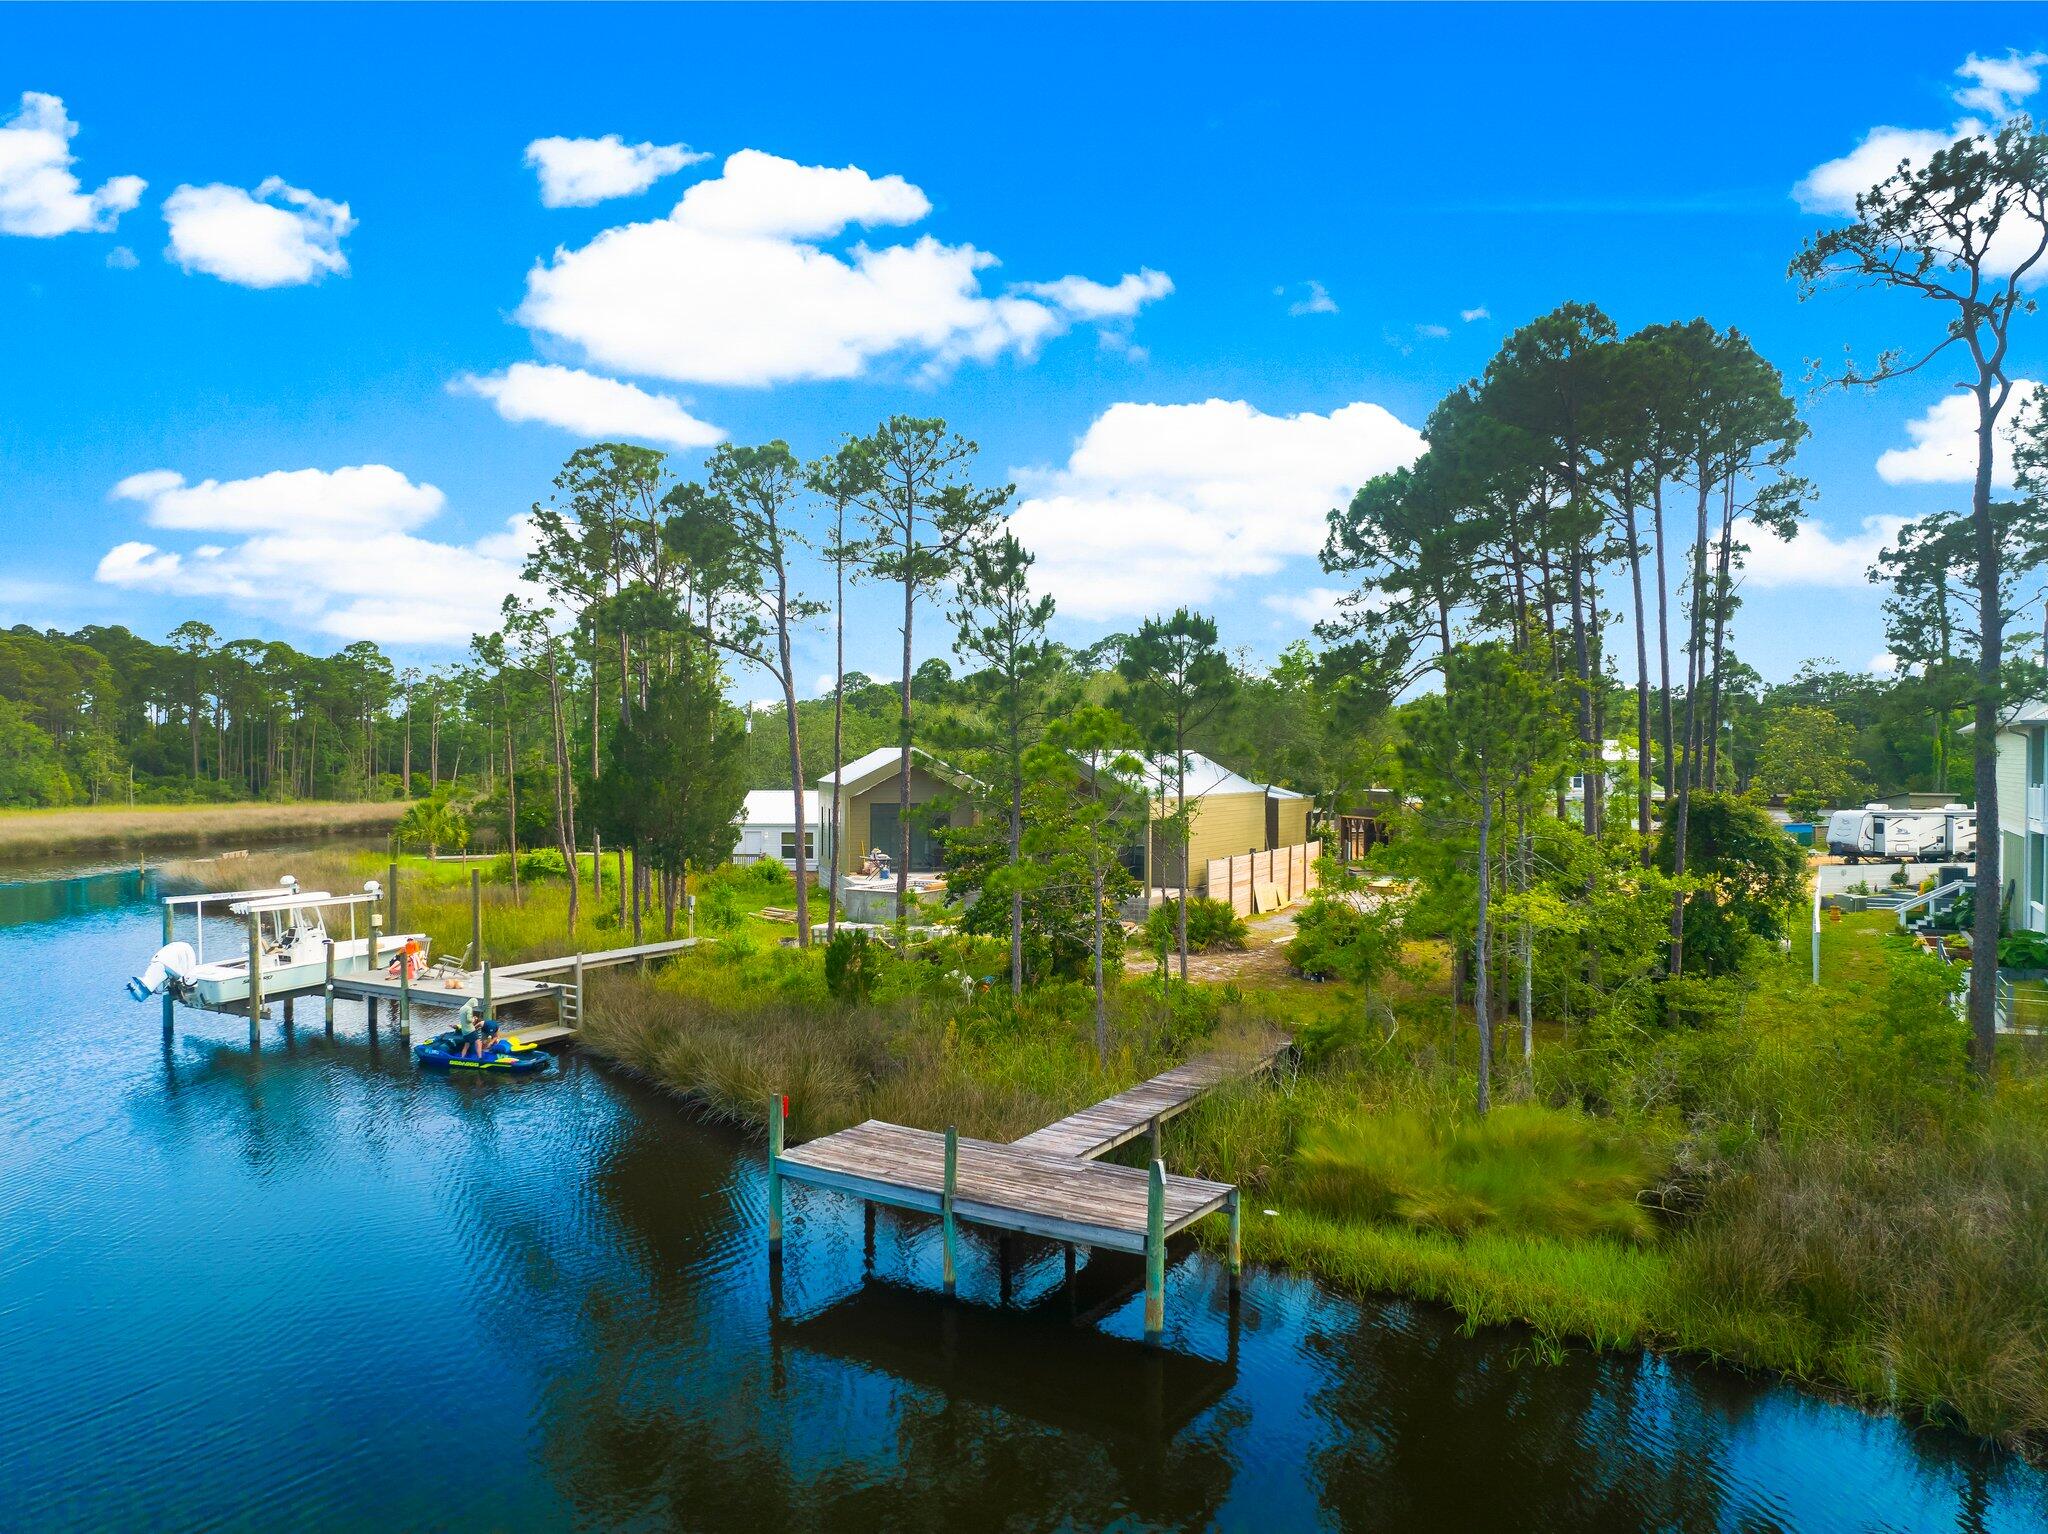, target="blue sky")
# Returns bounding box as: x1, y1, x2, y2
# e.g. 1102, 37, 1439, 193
4, 4, 2044, 699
